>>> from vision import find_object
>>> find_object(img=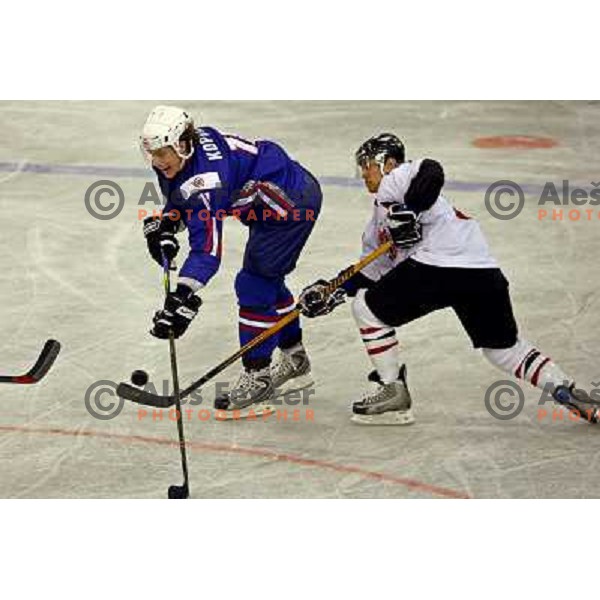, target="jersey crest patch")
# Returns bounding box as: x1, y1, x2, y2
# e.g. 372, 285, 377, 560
180, 172, 222, 200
